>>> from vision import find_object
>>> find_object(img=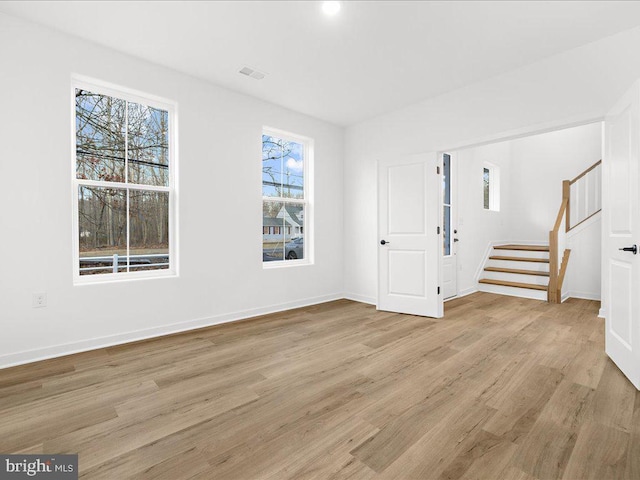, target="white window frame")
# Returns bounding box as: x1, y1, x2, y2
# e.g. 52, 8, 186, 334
483, 162, 500, 212
71, 76, 179, 284
262, 127, 314, 268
